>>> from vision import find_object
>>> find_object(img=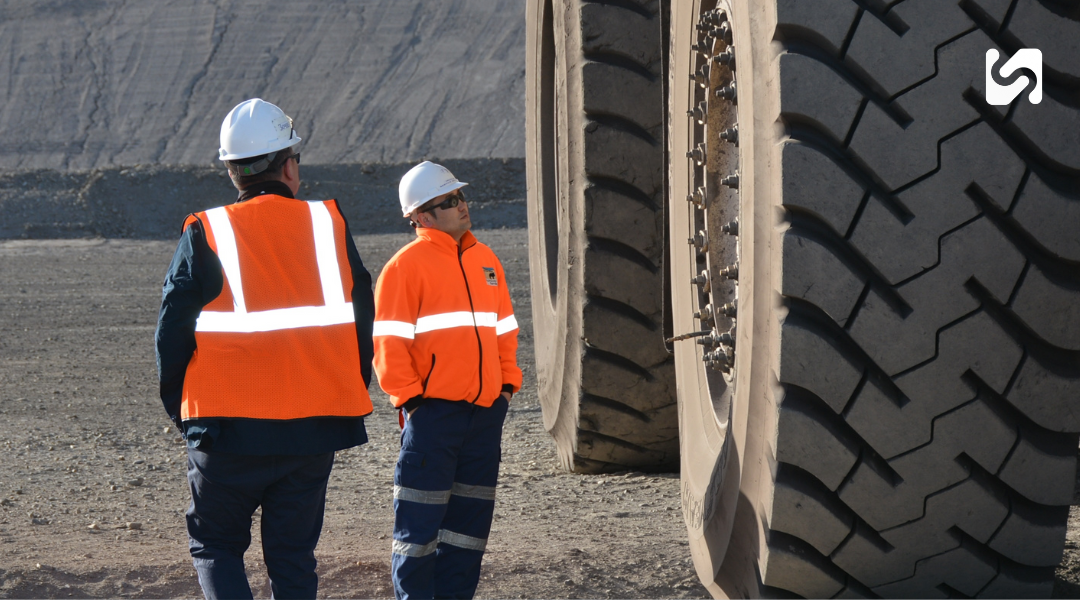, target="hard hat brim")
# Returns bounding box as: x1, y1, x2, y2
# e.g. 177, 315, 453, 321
402, 181, 468, 217
219, 137, 302, 162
